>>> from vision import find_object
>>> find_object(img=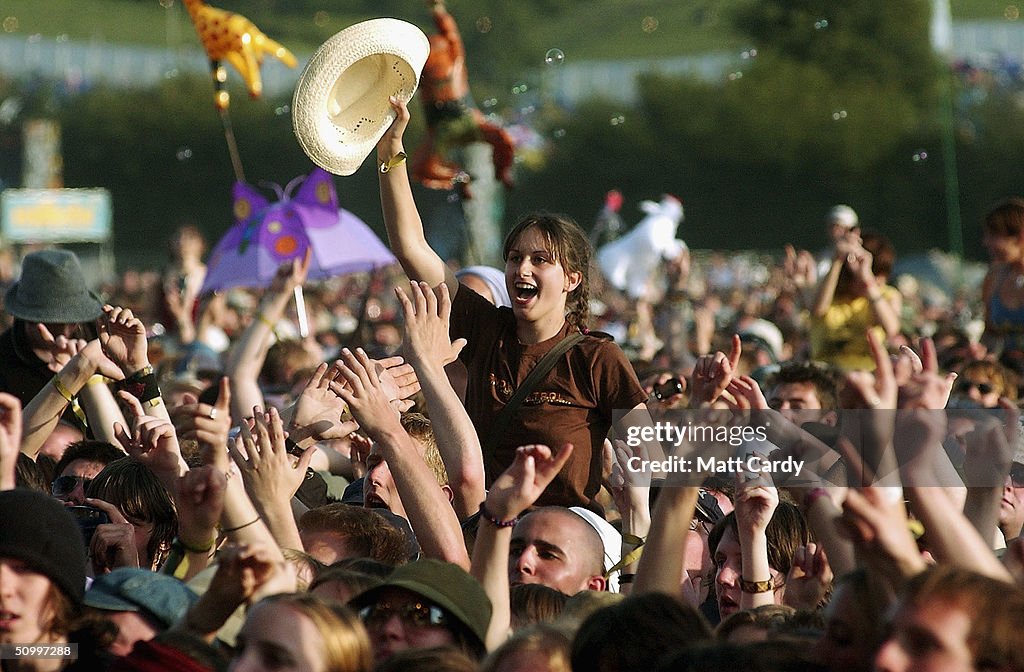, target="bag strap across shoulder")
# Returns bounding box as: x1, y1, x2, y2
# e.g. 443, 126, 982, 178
484, 332, 586, 453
